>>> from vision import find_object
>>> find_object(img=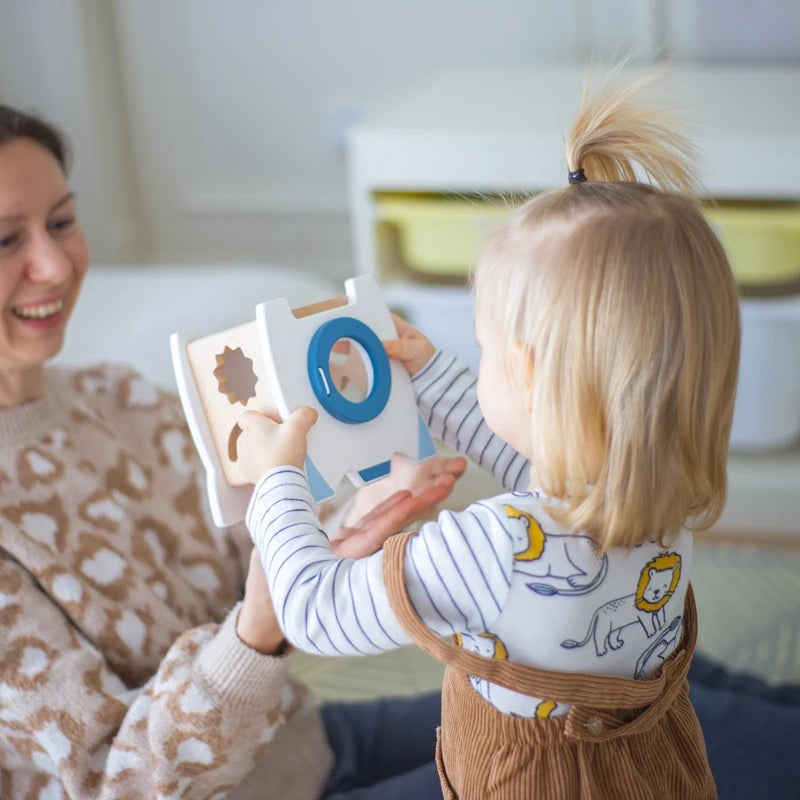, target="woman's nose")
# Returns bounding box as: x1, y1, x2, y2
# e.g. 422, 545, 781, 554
25, 231, 72, 283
